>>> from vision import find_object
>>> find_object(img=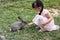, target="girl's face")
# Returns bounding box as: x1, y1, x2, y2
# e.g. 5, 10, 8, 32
34, 7, 42, 13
